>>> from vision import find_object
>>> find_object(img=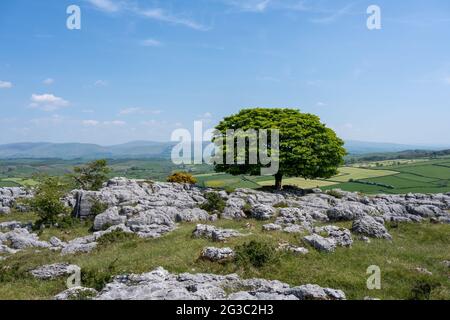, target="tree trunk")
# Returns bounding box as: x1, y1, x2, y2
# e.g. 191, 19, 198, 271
274, 173, 283, 190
